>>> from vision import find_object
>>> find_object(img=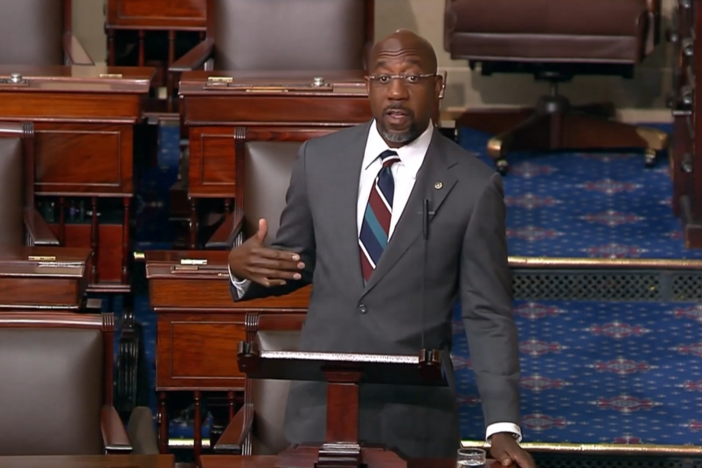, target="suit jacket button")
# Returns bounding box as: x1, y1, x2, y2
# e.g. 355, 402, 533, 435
358, 304, 367, 314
